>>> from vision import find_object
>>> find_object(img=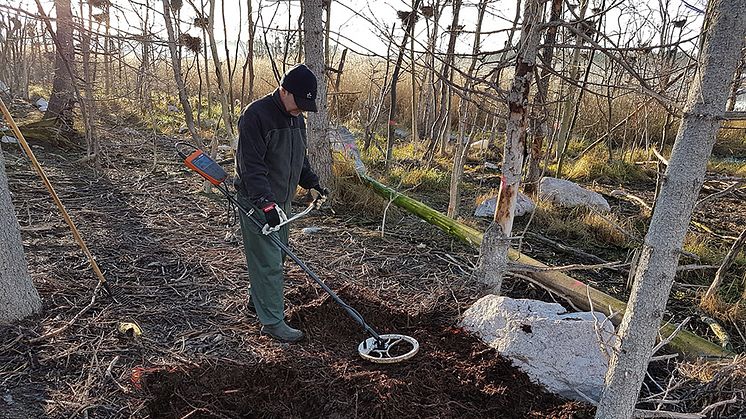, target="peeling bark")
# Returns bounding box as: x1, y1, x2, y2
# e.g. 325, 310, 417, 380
473, 0, 545, 292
